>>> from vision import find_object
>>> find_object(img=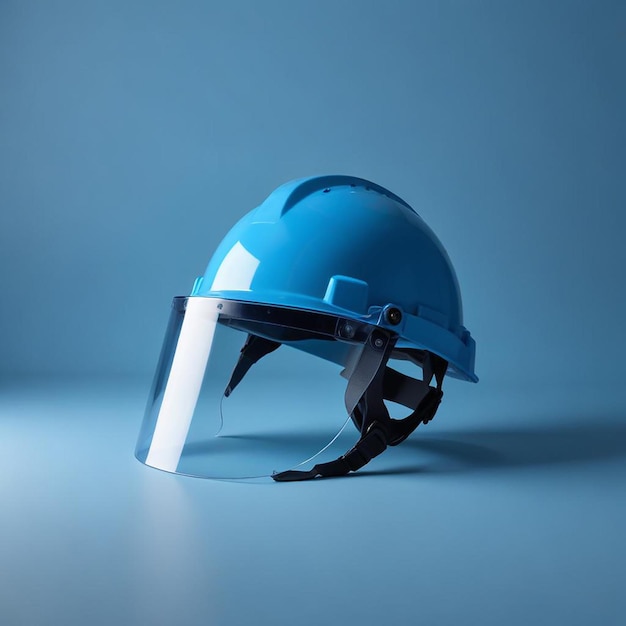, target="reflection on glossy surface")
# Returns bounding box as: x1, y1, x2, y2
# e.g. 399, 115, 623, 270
144, 299, 219, 472
208, 241, 260, 292
137, 299, 357, 479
